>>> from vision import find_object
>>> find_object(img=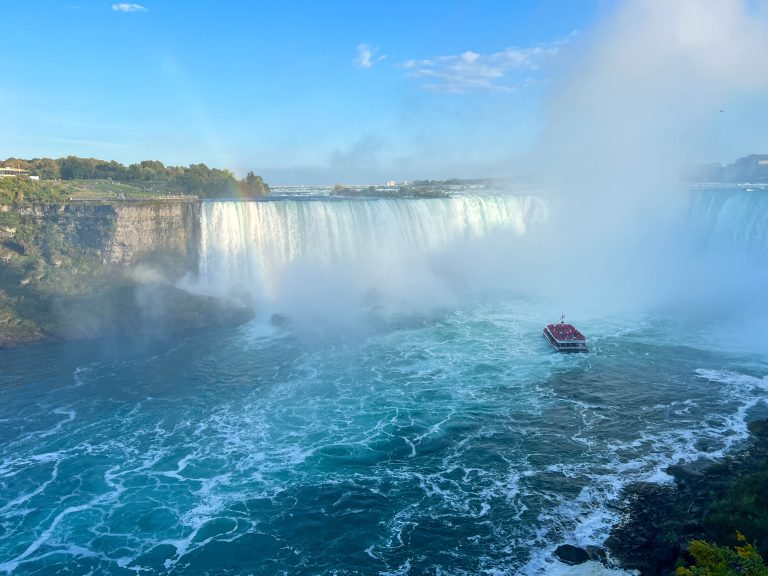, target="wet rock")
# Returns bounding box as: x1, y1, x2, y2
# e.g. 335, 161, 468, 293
748, 419, 768, 439
667, 461, 710, 484
585, 545, 608, 564
604, 535, 621, 551
606, 418, 768, 575
555, 544, 590, 565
